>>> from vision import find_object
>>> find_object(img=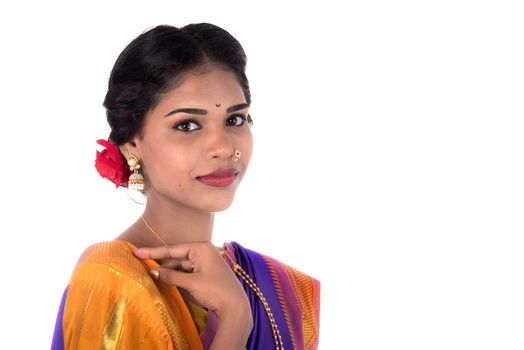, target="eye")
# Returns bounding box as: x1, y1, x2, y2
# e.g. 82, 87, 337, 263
226, 114, 247, 127
174, 120, 201, 132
